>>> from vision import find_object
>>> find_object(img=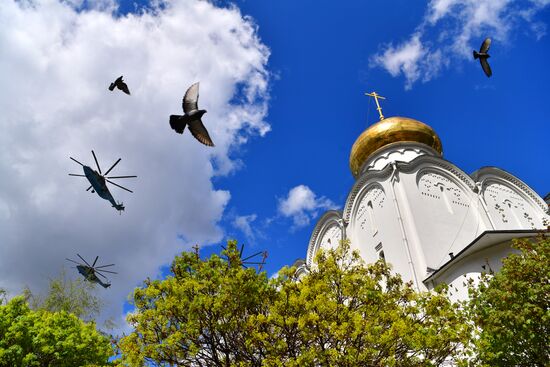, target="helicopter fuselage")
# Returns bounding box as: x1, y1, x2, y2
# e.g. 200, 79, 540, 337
82, 166, 121, 209
76, 265, 111, 288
